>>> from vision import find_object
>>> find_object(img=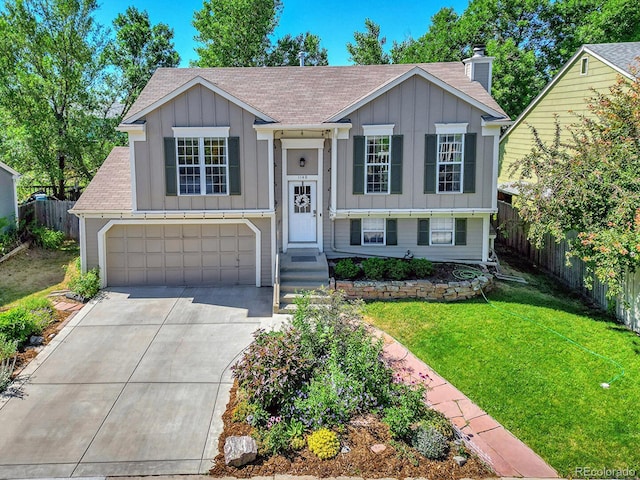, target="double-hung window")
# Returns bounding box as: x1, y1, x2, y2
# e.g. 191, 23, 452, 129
434, 123, 467, 193
173, 127, 230, 196
362, 218, 385, 245
363, 125, 394, 194
430, 218, 455, 245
